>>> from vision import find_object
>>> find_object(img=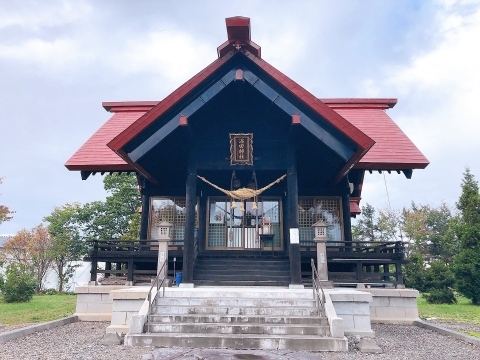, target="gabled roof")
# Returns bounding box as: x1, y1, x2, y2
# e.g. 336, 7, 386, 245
106, 17, 375, 184
65, 17, 428, 181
